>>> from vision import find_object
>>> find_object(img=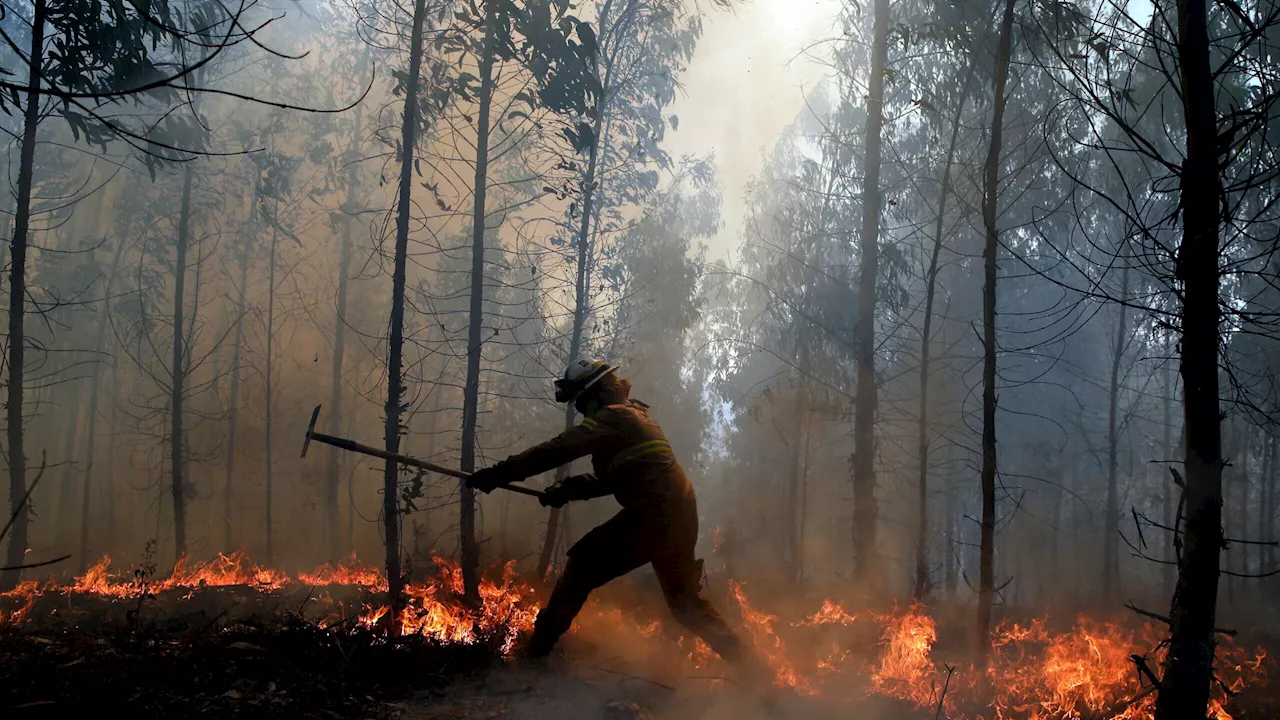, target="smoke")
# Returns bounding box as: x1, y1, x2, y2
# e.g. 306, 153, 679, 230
663, 0, 841, 263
